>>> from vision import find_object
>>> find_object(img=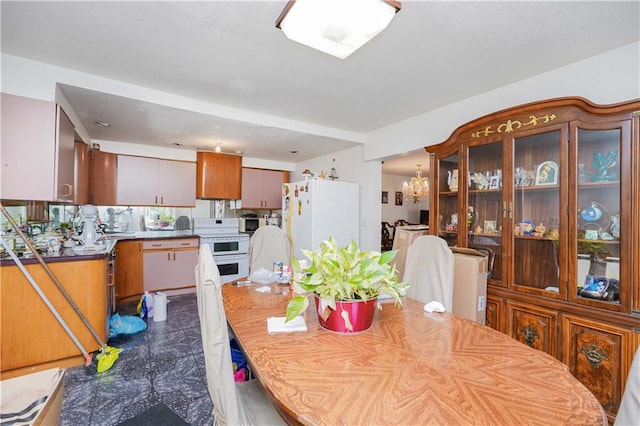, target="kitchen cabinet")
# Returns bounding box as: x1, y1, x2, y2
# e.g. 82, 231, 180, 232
116, 155, 196, 207
89, 149, 117, 206
114, 240, 143, 301
74, 141, 90, 204
1, 257, 108, 373
1, 93, 75, 202
426, 97, 640, 421
142, 238, 199, 292
241, 167, 288, 209
196, 152, 242, 199
55, 105, 75, 202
